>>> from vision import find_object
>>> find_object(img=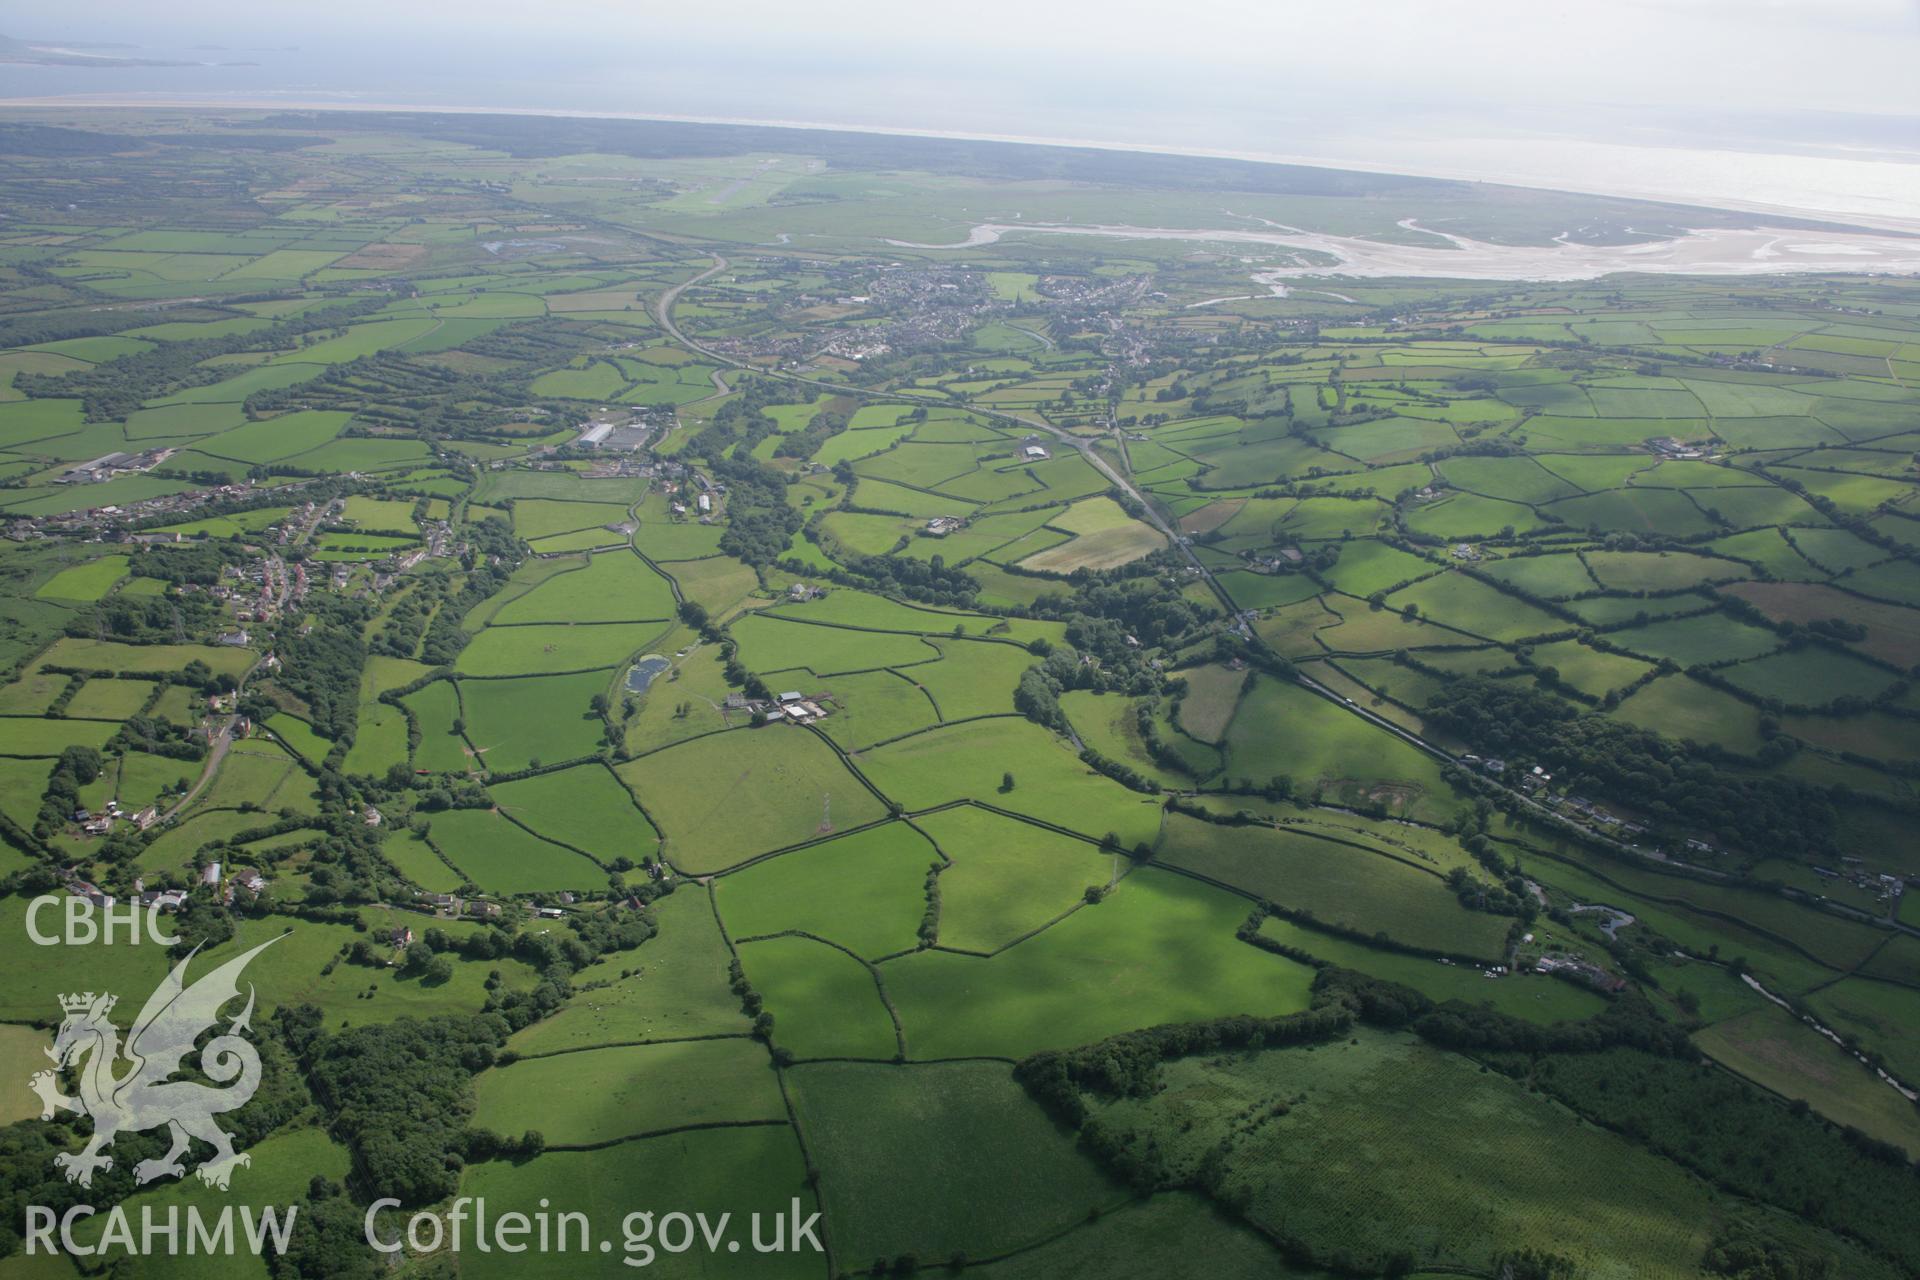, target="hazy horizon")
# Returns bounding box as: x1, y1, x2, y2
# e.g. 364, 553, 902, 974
6, 0, 1920, 228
